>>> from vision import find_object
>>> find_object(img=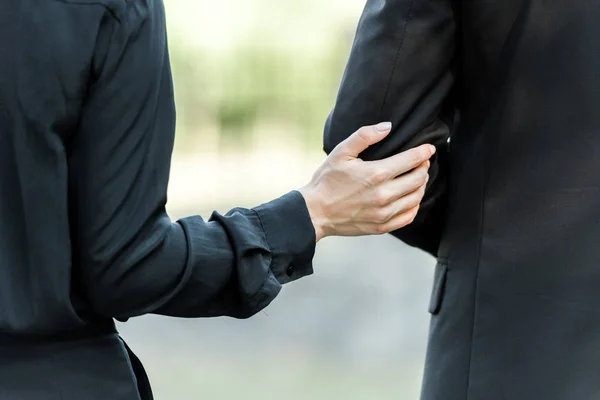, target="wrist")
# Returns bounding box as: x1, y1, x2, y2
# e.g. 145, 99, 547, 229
298, 186, 328, 242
